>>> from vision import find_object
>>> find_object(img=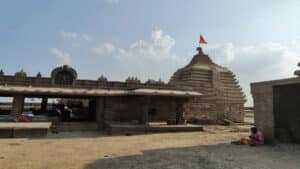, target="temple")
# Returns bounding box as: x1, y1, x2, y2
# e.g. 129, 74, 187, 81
169, 47, 246, 123
0, 65, 201, 132
0, 45, 247, 136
